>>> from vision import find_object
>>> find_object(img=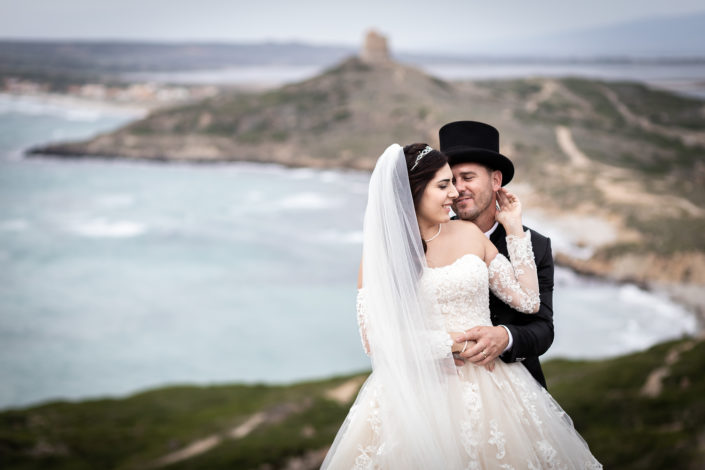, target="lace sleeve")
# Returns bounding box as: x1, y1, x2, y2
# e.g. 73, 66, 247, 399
488, 230, 540, 314
425, 328, 455, 360
356, 289, 371, 356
